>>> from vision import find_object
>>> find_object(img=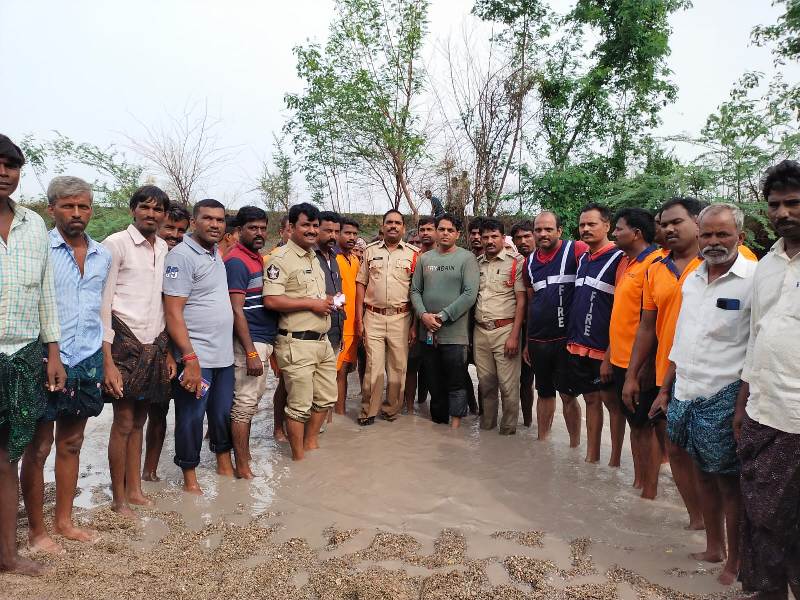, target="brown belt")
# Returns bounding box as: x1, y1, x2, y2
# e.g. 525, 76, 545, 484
365, 303, 411, 316
476, 318, 514, 331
